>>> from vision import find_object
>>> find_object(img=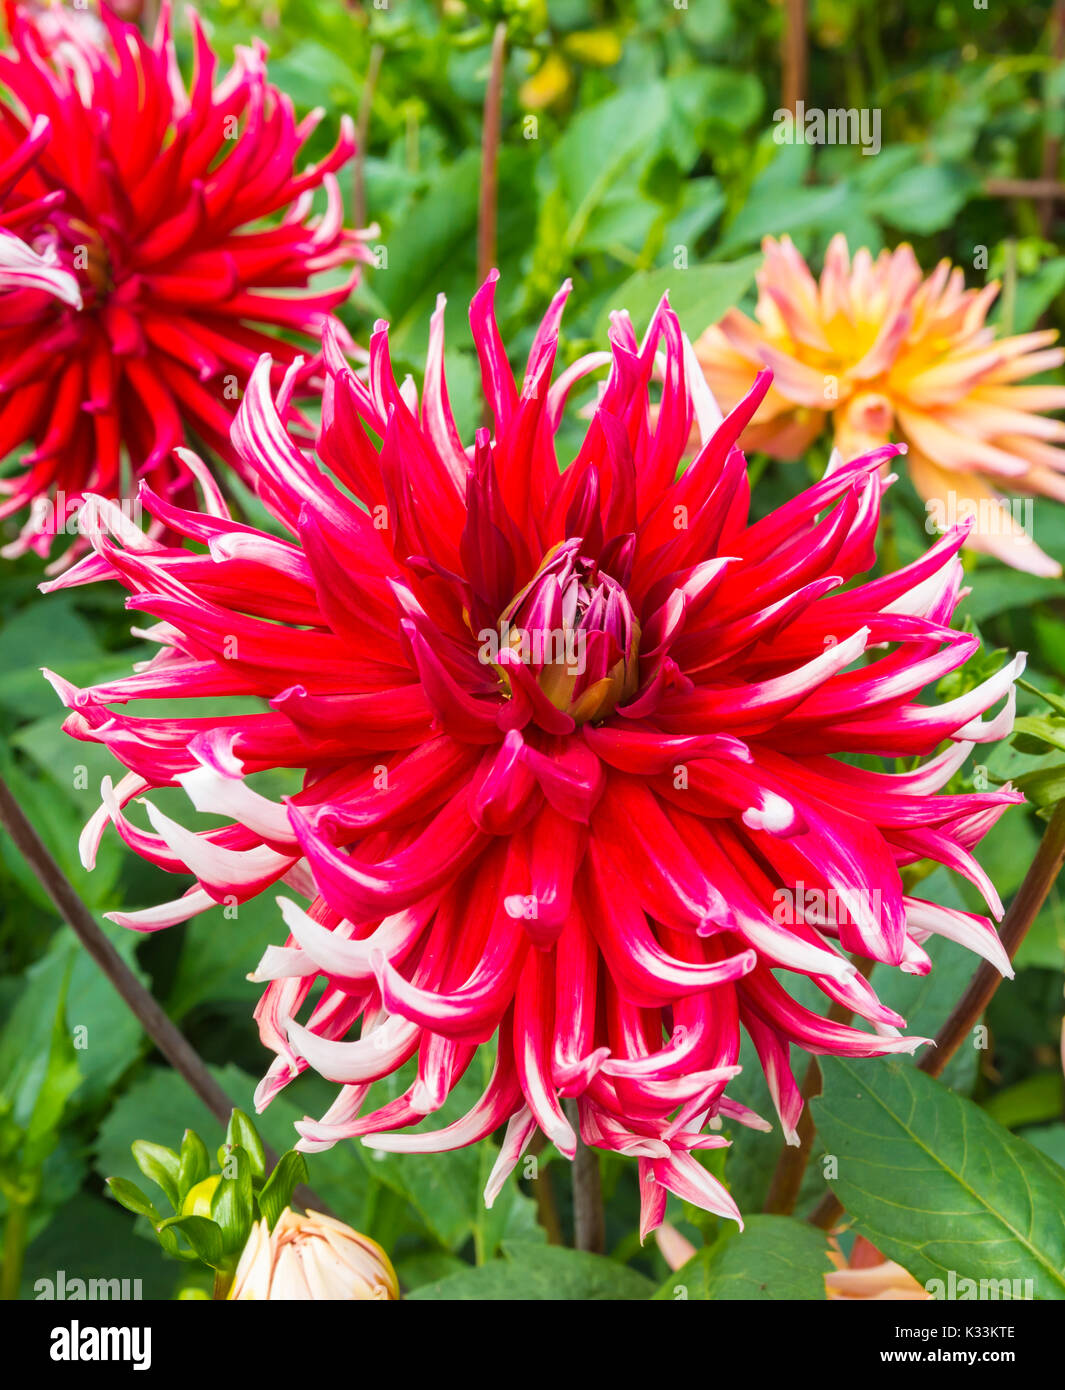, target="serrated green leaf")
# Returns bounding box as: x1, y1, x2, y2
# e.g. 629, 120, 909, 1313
652, 1215, 831, 1300
408, 1242, 655, 1301
21, 1193, 176, 1300
813, 1057, 1065, 1298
